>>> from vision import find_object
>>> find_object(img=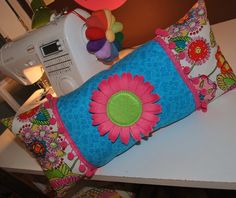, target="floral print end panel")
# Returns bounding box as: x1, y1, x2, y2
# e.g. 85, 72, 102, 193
155, 0, 236, 111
